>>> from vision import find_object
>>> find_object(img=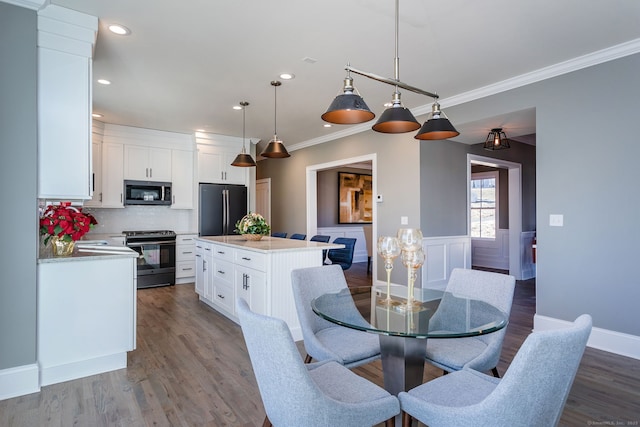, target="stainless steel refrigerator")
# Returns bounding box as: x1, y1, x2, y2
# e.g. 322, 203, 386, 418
198, 183, 247, 236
